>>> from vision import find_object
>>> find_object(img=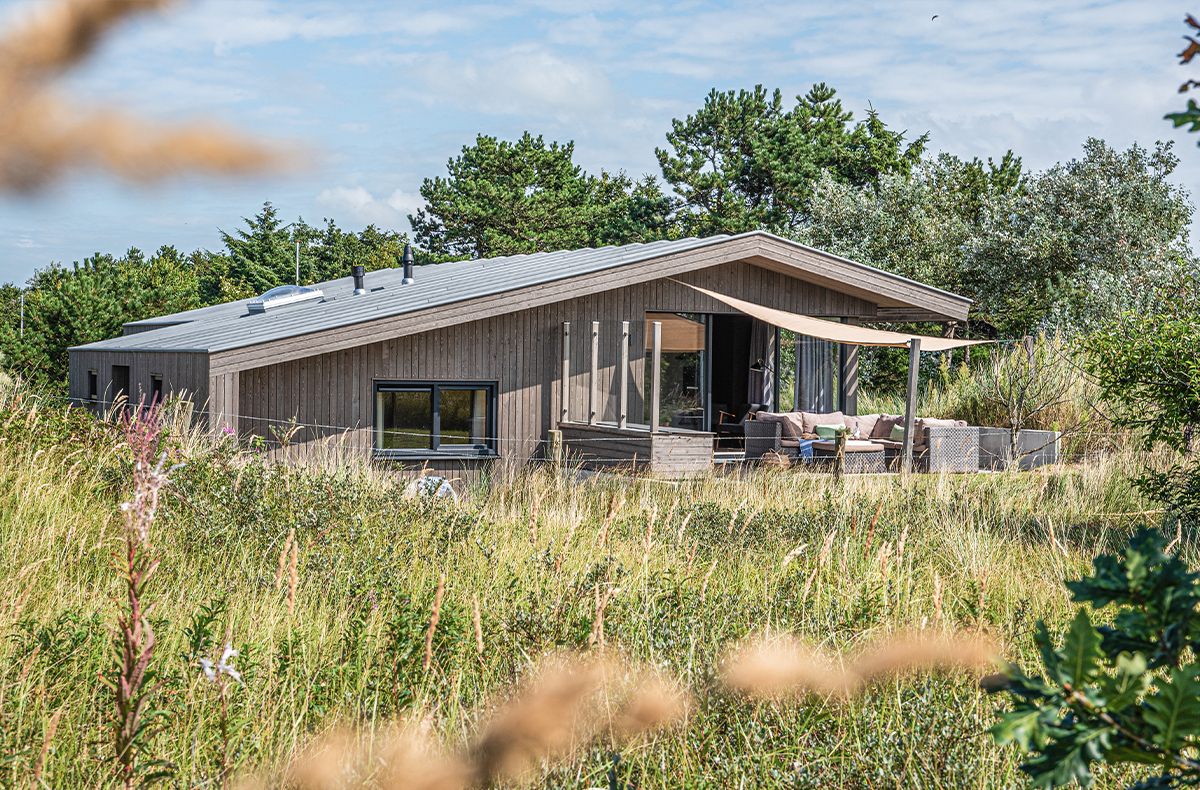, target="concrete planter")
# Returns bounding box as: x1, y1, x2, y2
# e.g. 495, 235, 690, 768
977, 427, 1060, 471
